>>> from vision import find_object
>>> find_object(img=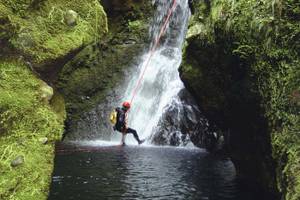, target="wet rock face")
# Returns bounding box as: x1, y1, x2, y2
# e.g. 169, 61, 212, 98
151, 89, 224, 151
101, 0, 149, 19
57, 40, 145, 140
151, 95, 196, 146
180, 0, 300, 199
58, 0, 153, 140
101, 0, 133, 13
180, 15, 277, 199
